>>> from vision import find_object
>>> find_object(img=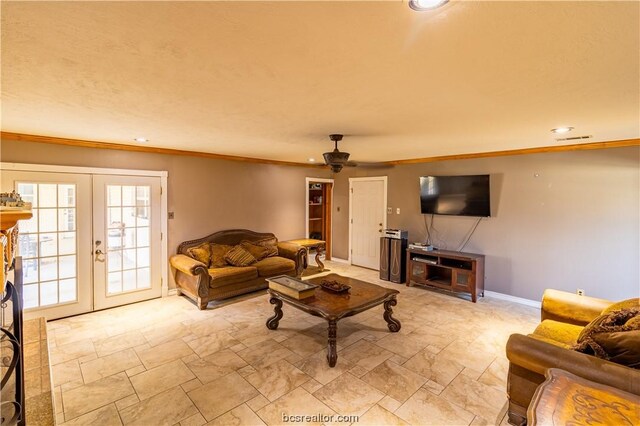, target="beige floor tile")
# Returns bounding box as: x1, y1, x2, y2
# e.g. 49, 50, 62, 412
182, 412, 207, 426
440, 374, 507, 423
186, 348, 247, 384
395, 388, 475, 426
358, 404, 409, 425
280, 332, 326, 357
94, 331, 147, 358
52, 359, 82, 387
237, 338, 295, 369
187, 316, 236, 337
126, 365, 146, 377
256, 387, 335, 426
361, 360, 427, 403
423, 379, 445, 395
207, 404, 266, 426
313, 372, 385, 416
295, 349, 353, 385
374, 333, 429, 359
136, 338, 194, 369
187, 331, 240, 358
246, 394, 270, 412
115, 394, 140, 411
81, 348, 141, 383
130, 359, 195, 400
246, 359, 309, 401
188, 371, 259, 421
119, 386, 199, 426
339, 339, 394, 371
181, 378, 204, 393
479, 358, 509, 390
403, 349, 465, 388
61, 404, 122, 426
378, 395, 403, 413
50, 339, 96, 365
62, 372, 134, 420
438, 340, 496, 372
